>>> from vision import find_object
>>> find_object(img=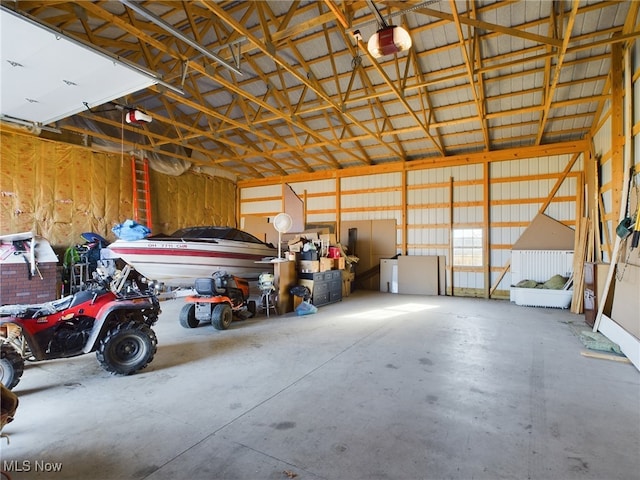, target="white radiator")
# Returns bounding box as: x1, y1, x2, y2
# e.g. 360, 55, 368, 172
510, 250, 573, 302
